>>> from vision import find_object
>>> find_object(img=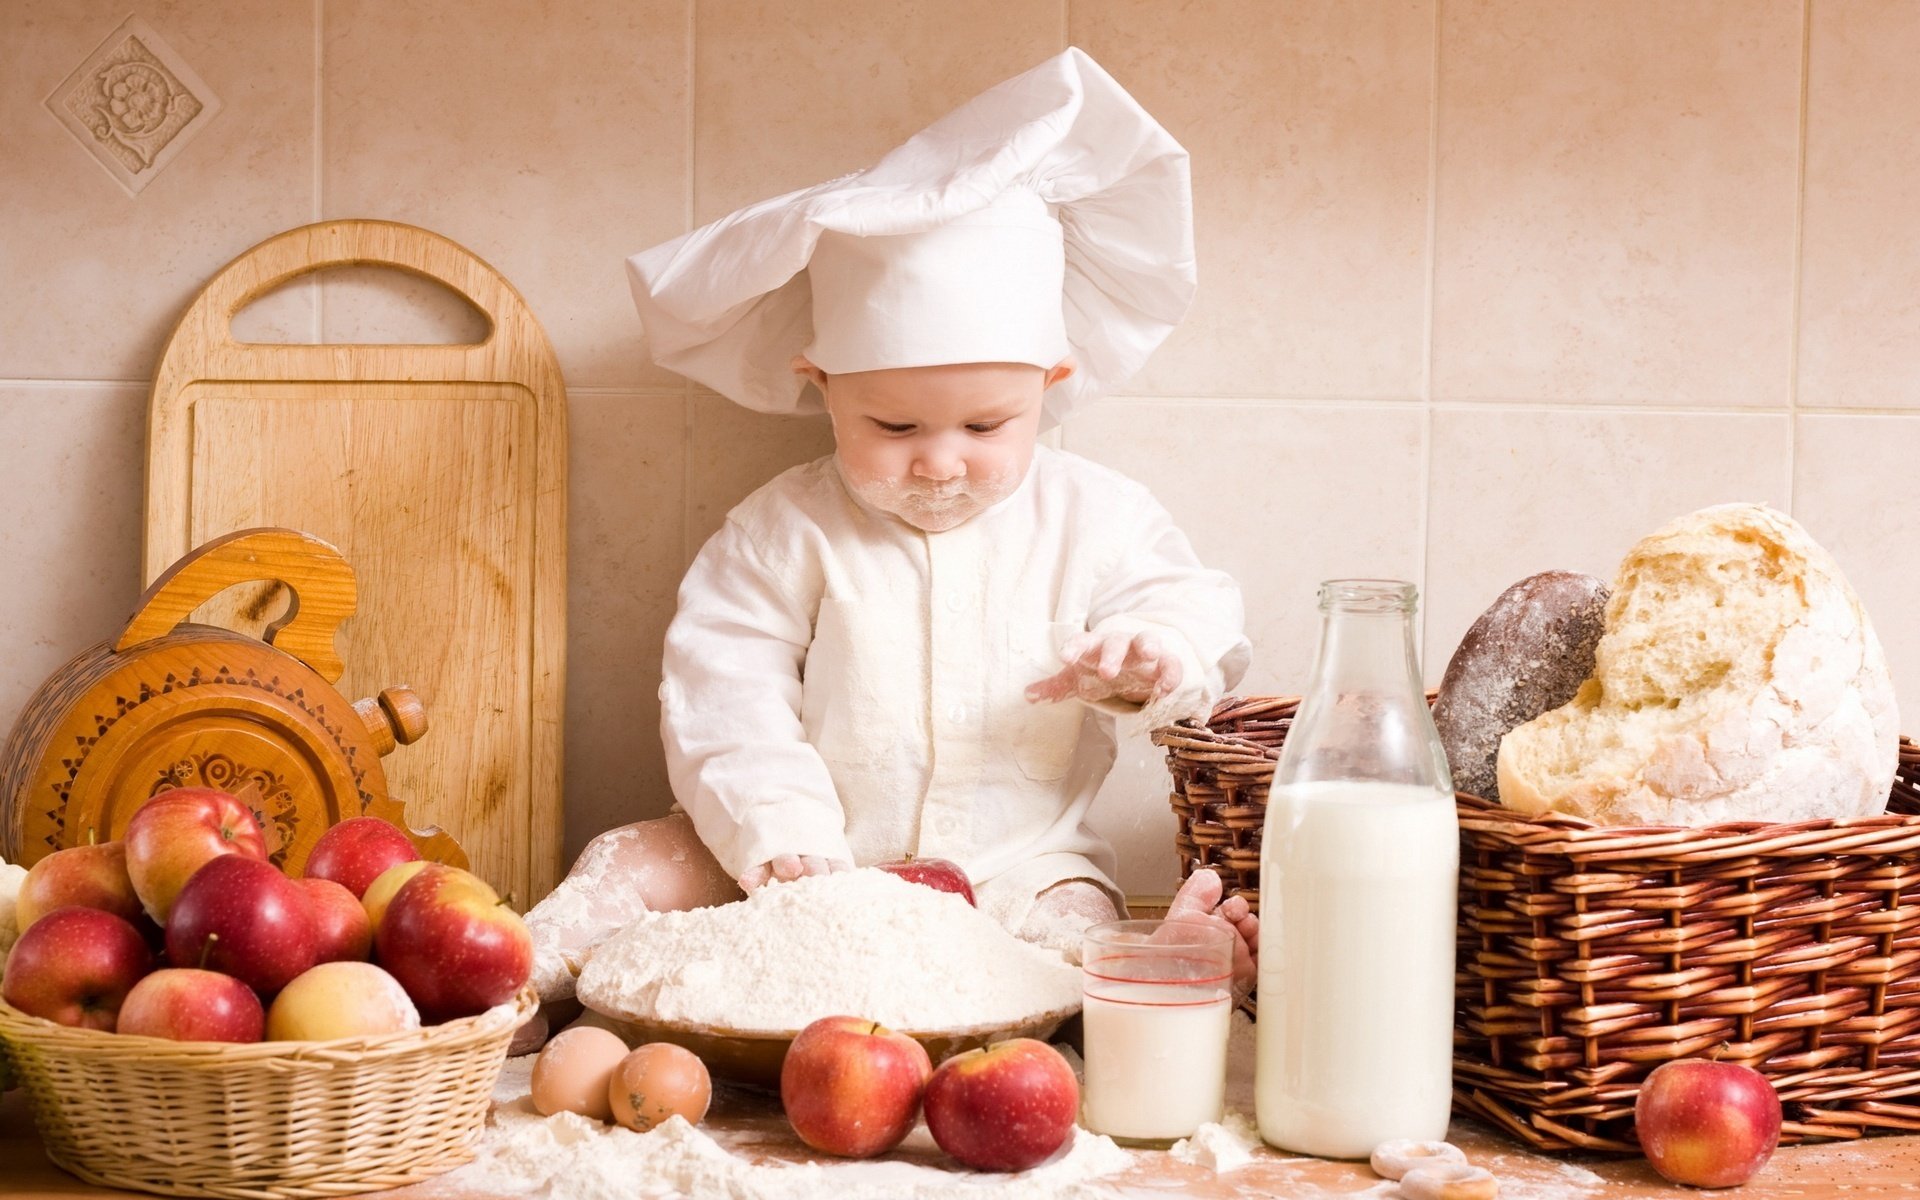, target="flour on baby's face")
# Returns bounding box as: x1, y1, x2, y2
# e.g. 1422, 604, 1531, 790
811, 360, 1061, 533
837, 457, 1026, 532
